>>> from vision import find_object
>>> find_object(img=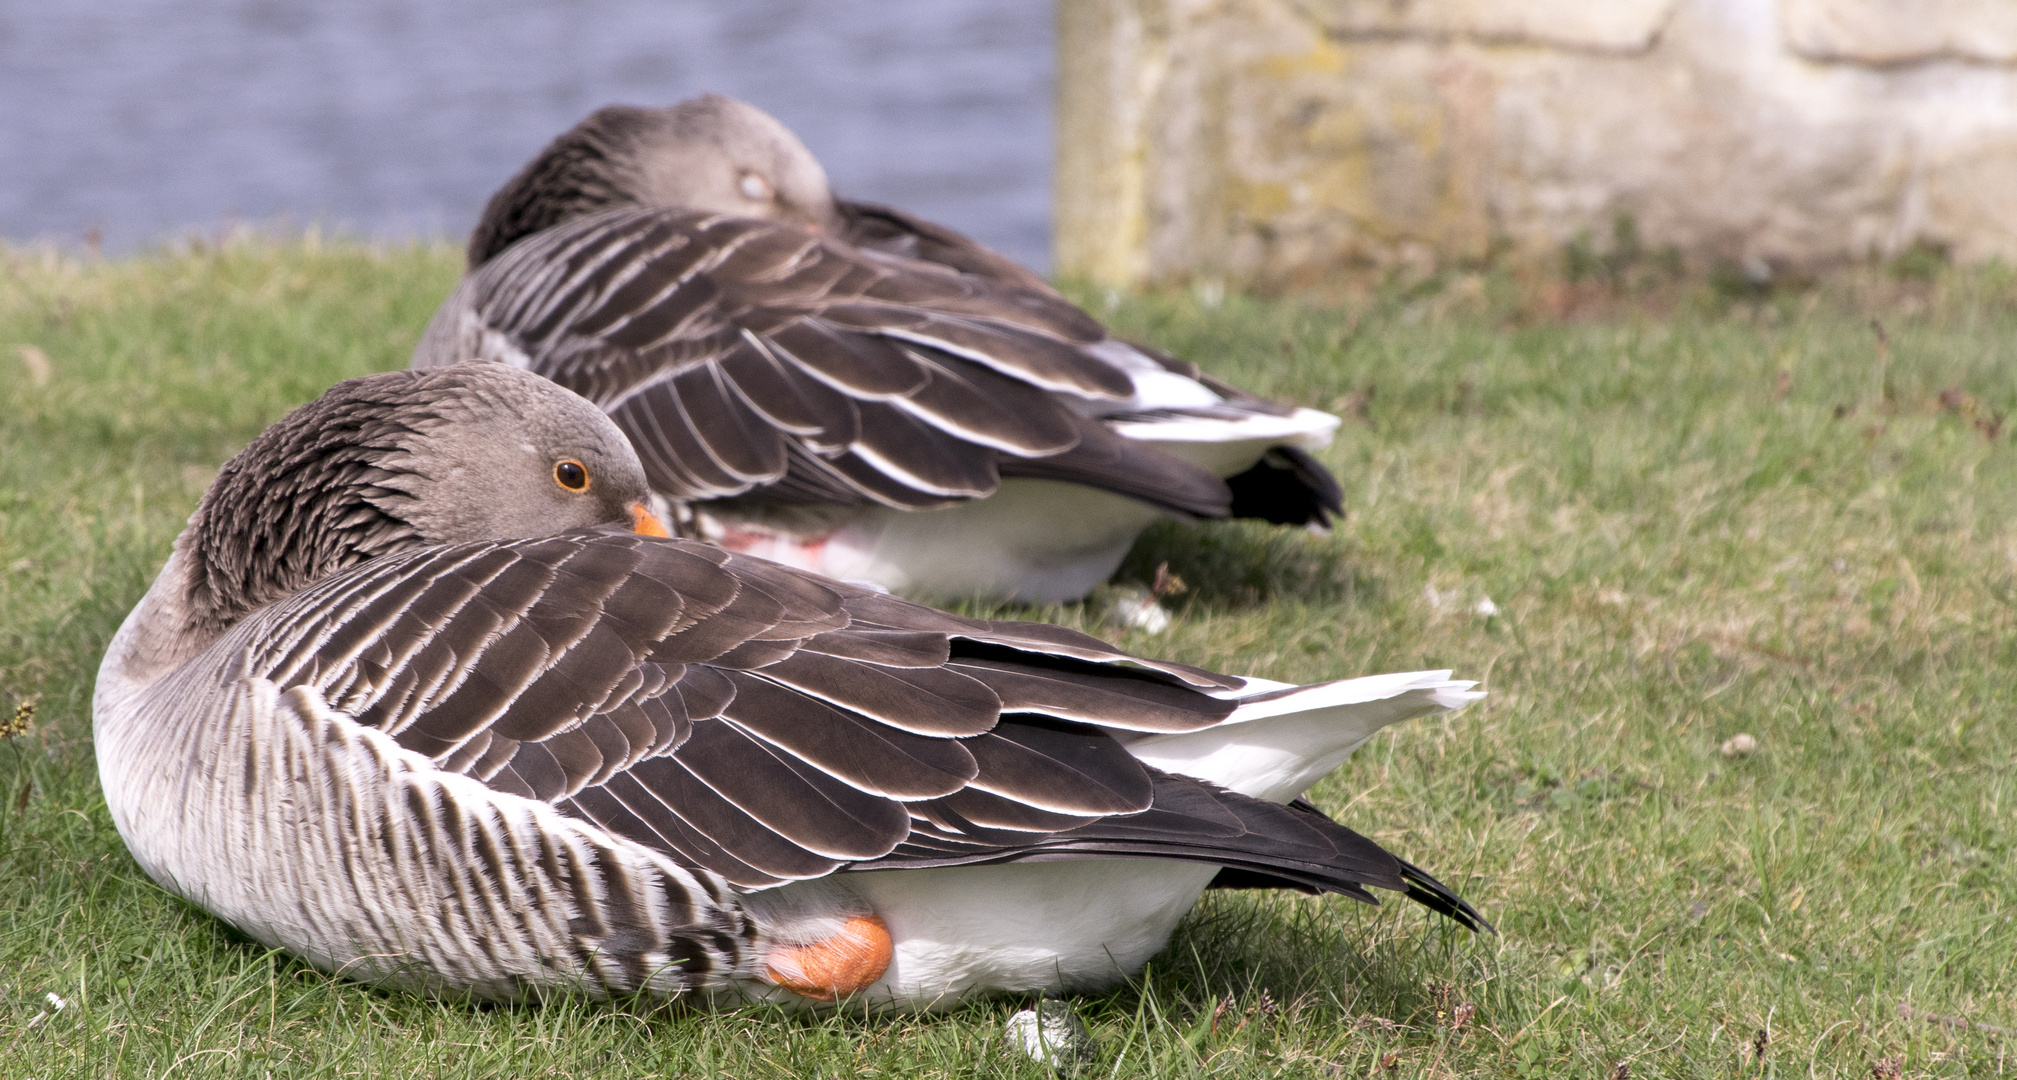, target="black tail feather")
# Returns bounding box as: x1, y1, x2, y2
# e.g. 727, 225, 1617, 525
1396, 857, 1493, 934
1204, 795, 1492, 933
862, 772, 1487, 932
1224, 446, 1344, 527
